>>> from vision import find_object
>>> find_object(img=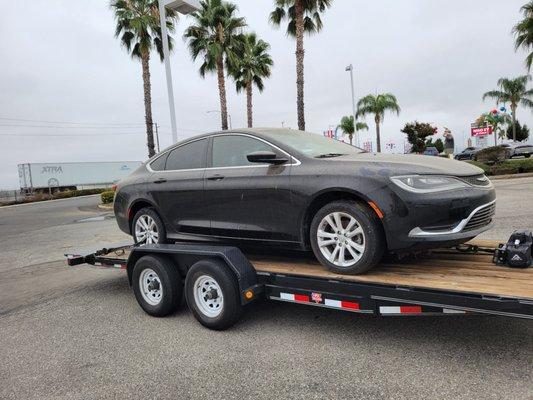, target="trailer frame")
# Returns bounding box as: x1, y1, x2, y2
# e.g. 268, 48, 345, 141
66, 242, 533, 329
